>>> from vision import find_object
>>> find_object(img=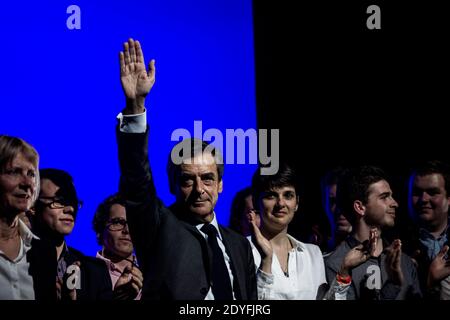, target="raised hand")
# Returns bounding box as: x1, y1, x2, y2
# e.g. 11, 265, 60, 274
339, 244, 370, 276
427, 245, 450, 288
120, 38, 156, 113
385, 239, 404, 286
248, 210, 273, 274
339, 228, 378, 276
